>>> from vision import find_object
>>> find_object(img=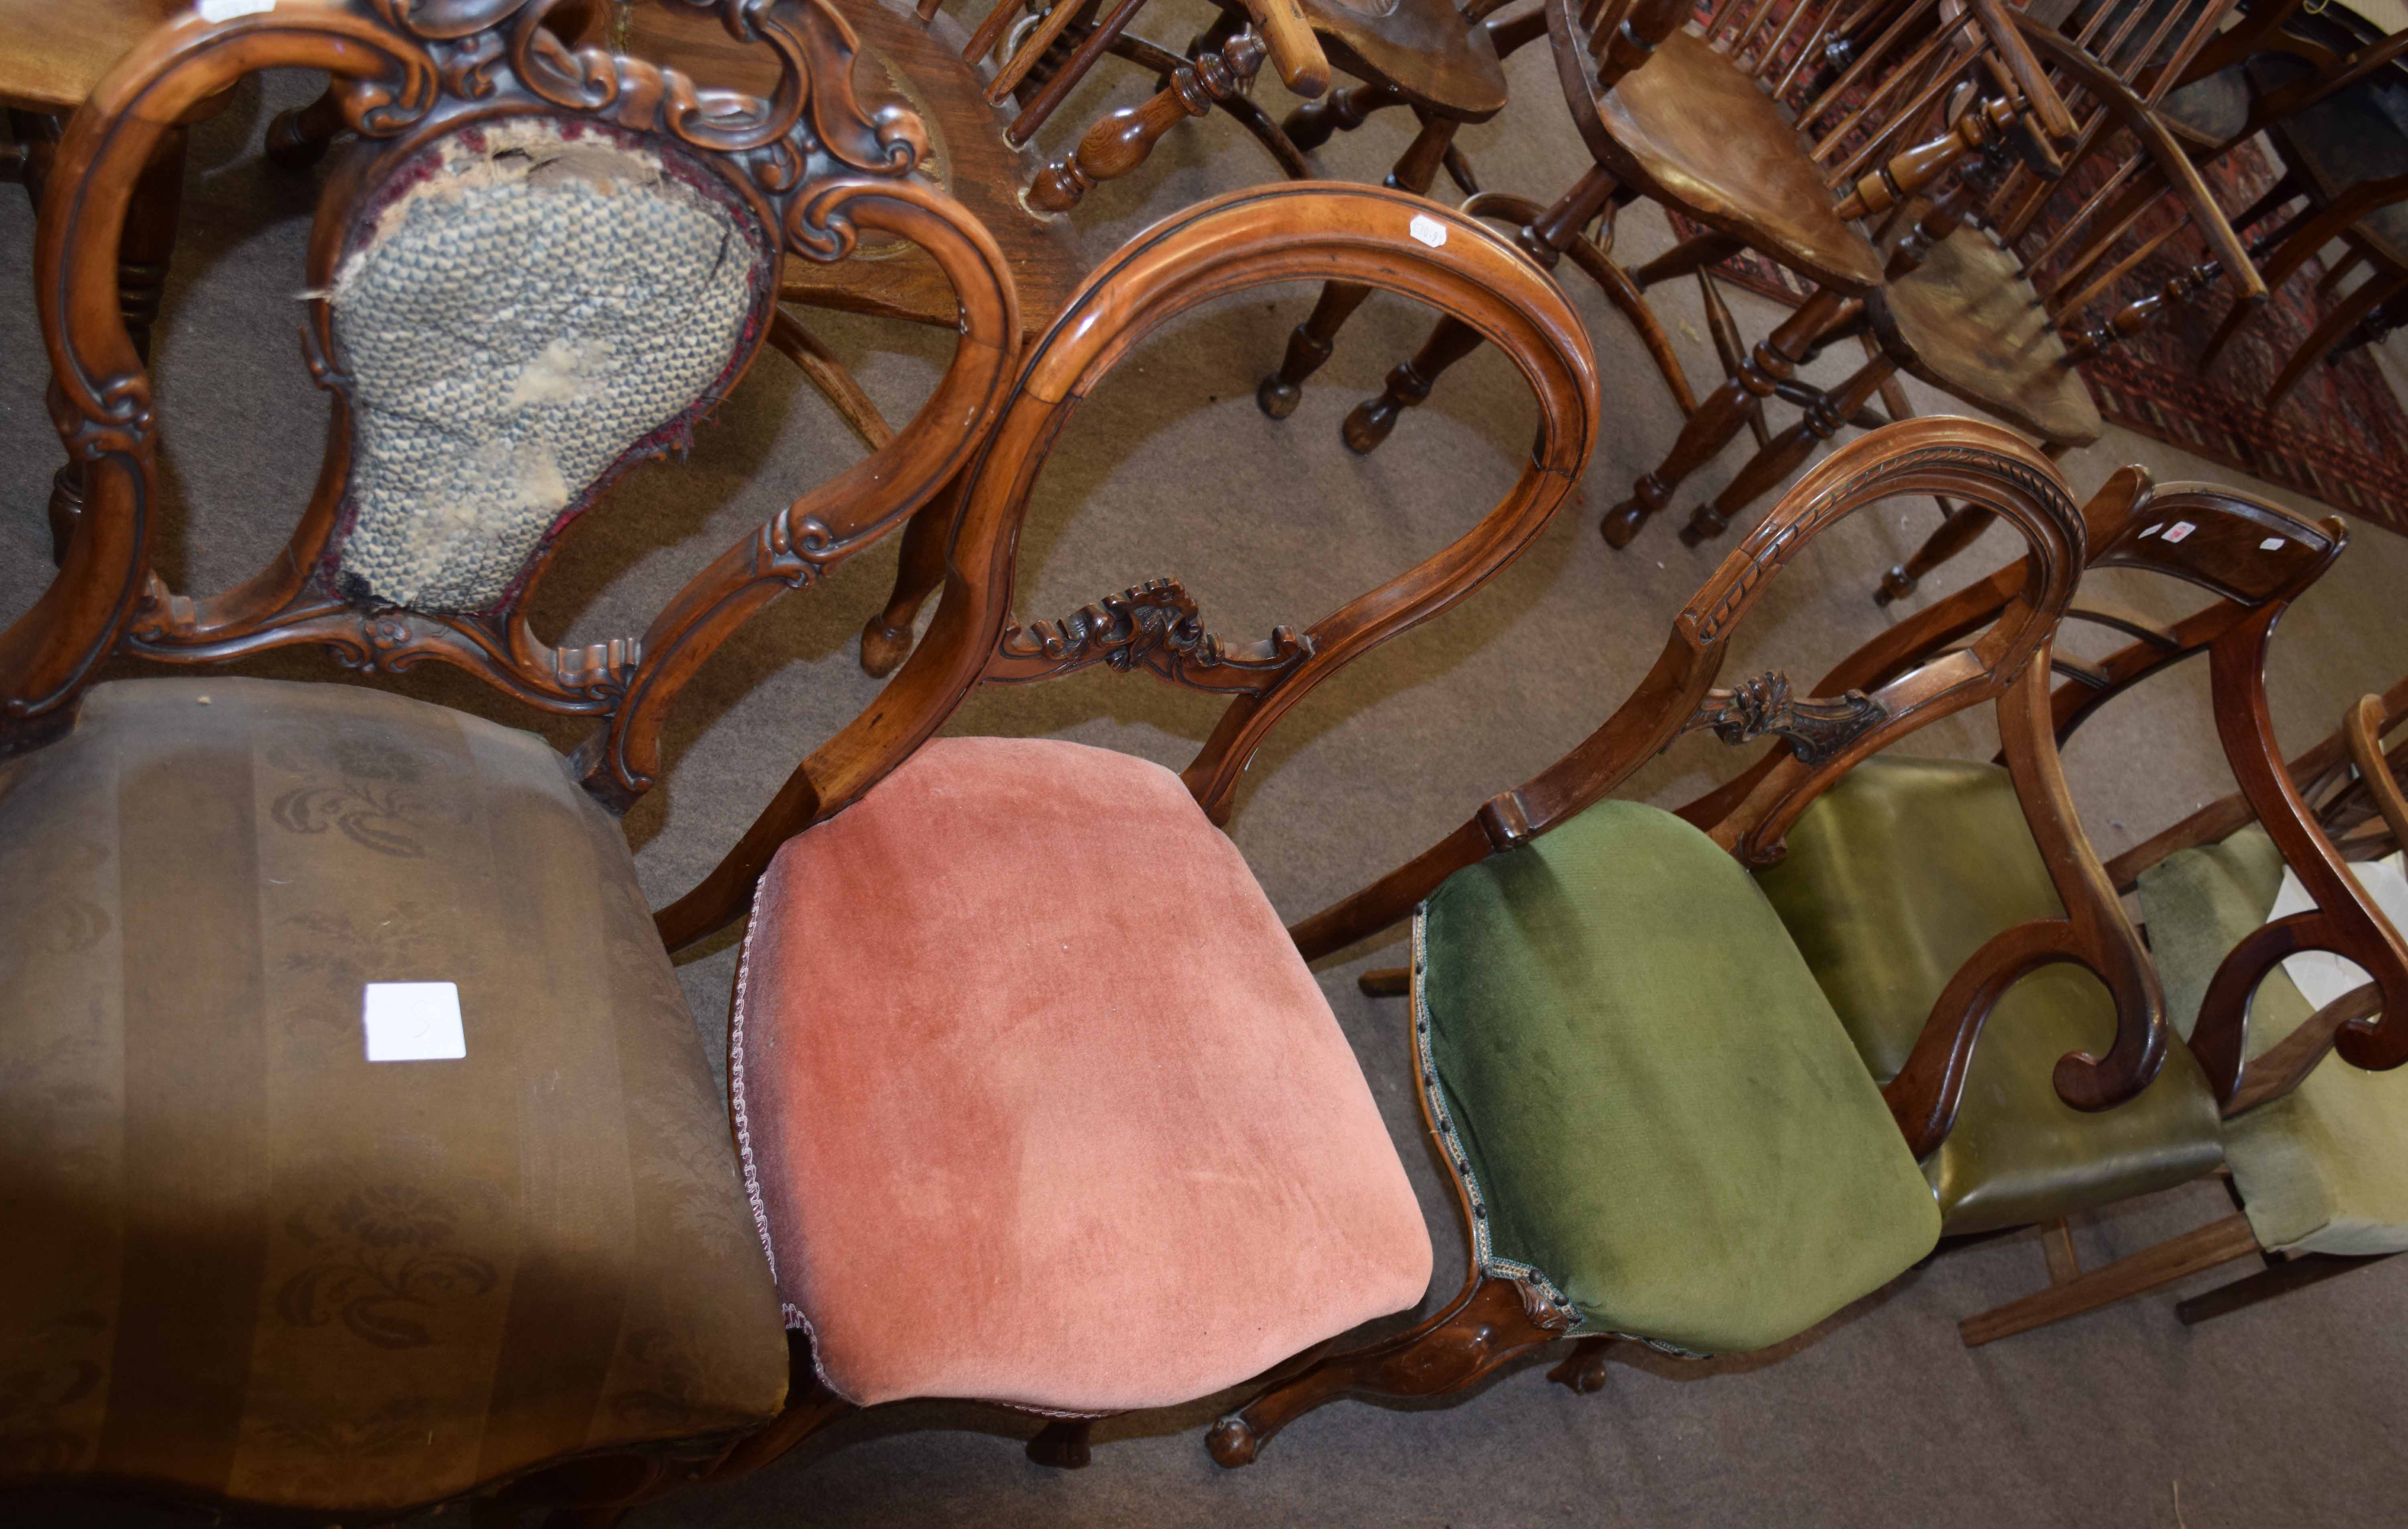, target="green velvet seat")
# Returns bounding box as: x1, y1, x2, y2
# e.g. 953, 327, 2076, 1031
1757, 757, 2223, 1236
1418, 800, 1941, 1355
2140, 828, 2408, 1256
